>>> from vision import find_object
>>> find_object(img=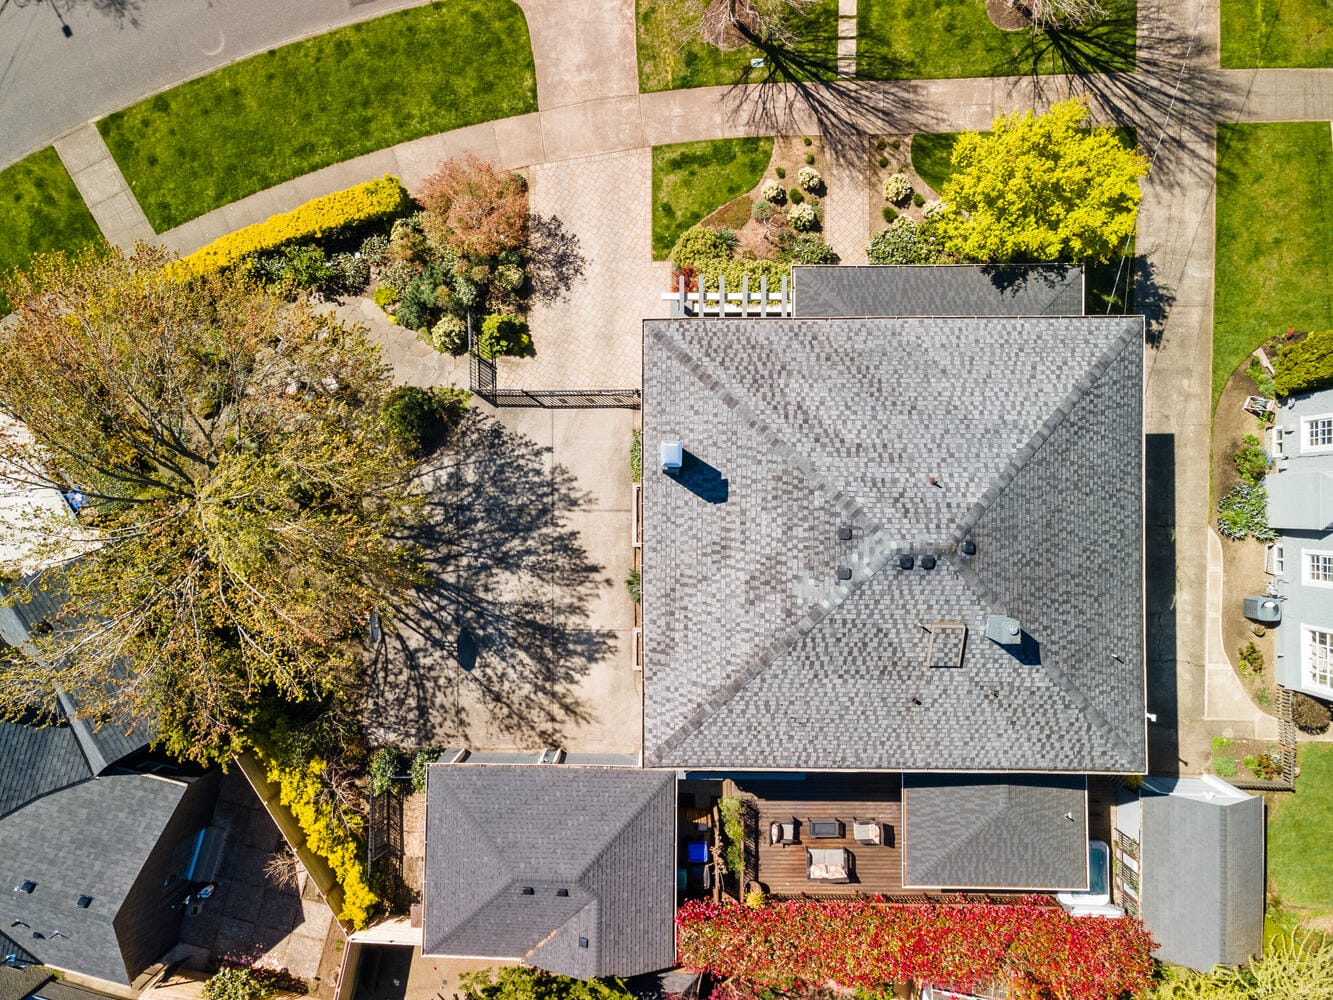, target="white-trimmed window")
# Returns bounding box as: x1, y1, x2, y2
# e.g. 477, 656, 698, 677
1304, 415, 1333, 453
1307, 550, 1333, 588
1268, 426, 1286, 458
1267, 543, 1285, 575
1305, 625, 1333, 694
